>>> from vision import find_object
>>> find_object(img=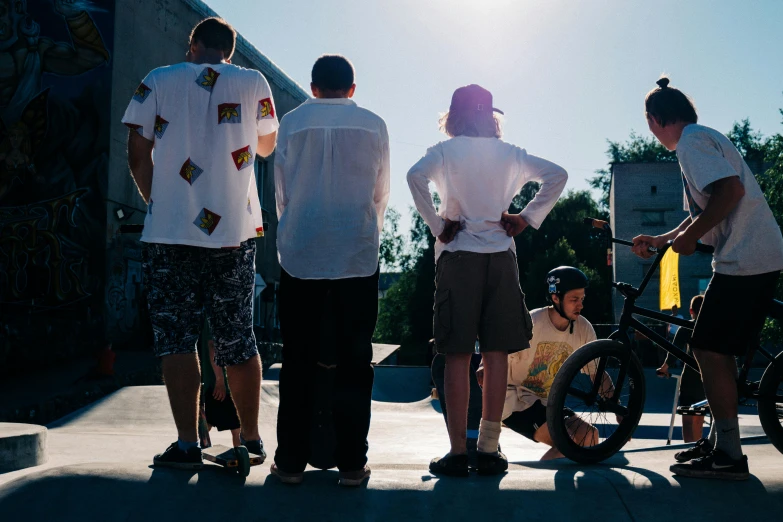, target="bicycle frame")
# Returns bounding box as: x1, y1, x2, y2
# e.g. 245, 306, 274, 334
585, 219, 782, 403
